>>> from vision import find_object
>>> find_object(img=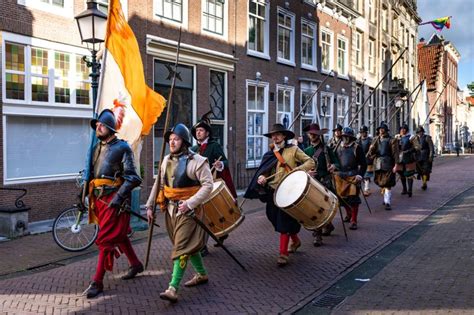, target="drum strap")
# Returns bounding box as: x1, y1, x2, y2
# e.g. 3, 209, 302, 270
312, 147, 324, 161
273, 150, 292, 172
